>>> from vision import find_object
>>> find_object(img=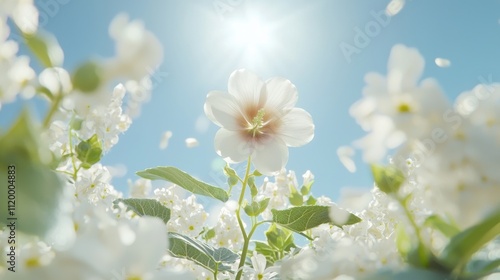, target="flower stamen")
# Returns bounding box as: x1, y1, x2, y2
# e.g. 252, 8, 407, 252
249, 108, 266, 137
